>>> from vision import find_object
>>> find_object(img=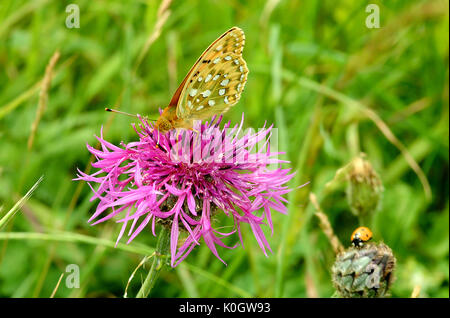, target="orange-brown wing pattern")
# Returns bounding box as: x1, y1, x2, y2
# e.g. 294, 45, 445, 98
171, 27, 249, 124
